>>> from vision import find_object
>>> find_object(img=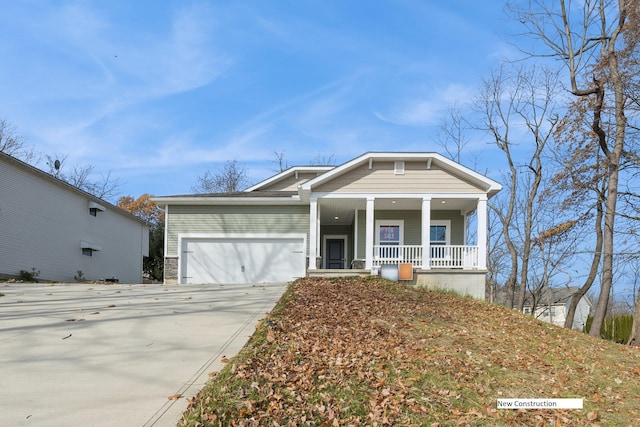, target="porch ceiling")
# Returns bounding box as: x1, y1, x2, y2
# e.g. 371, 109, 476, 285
430, 198, 477, 213
320, 198, 362, 225
318, 197, 478, 225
